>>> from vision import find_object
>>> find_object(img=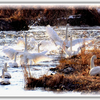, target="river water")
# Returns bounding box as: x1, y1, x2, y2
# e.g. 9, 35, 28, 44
0, 25, 100, 97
